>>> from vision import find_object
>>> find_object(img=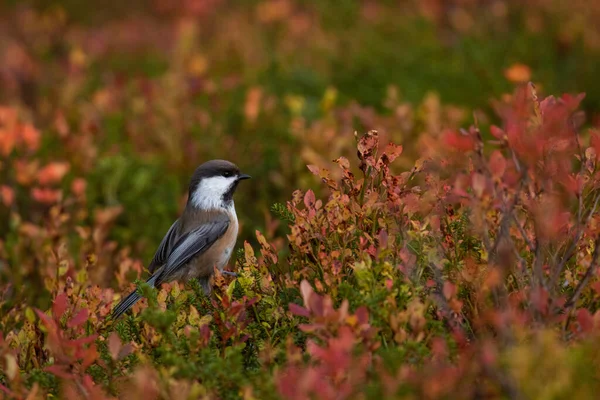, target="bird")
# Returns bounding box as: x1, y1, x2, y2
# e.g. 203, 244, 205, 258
111, 159, 251, 319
